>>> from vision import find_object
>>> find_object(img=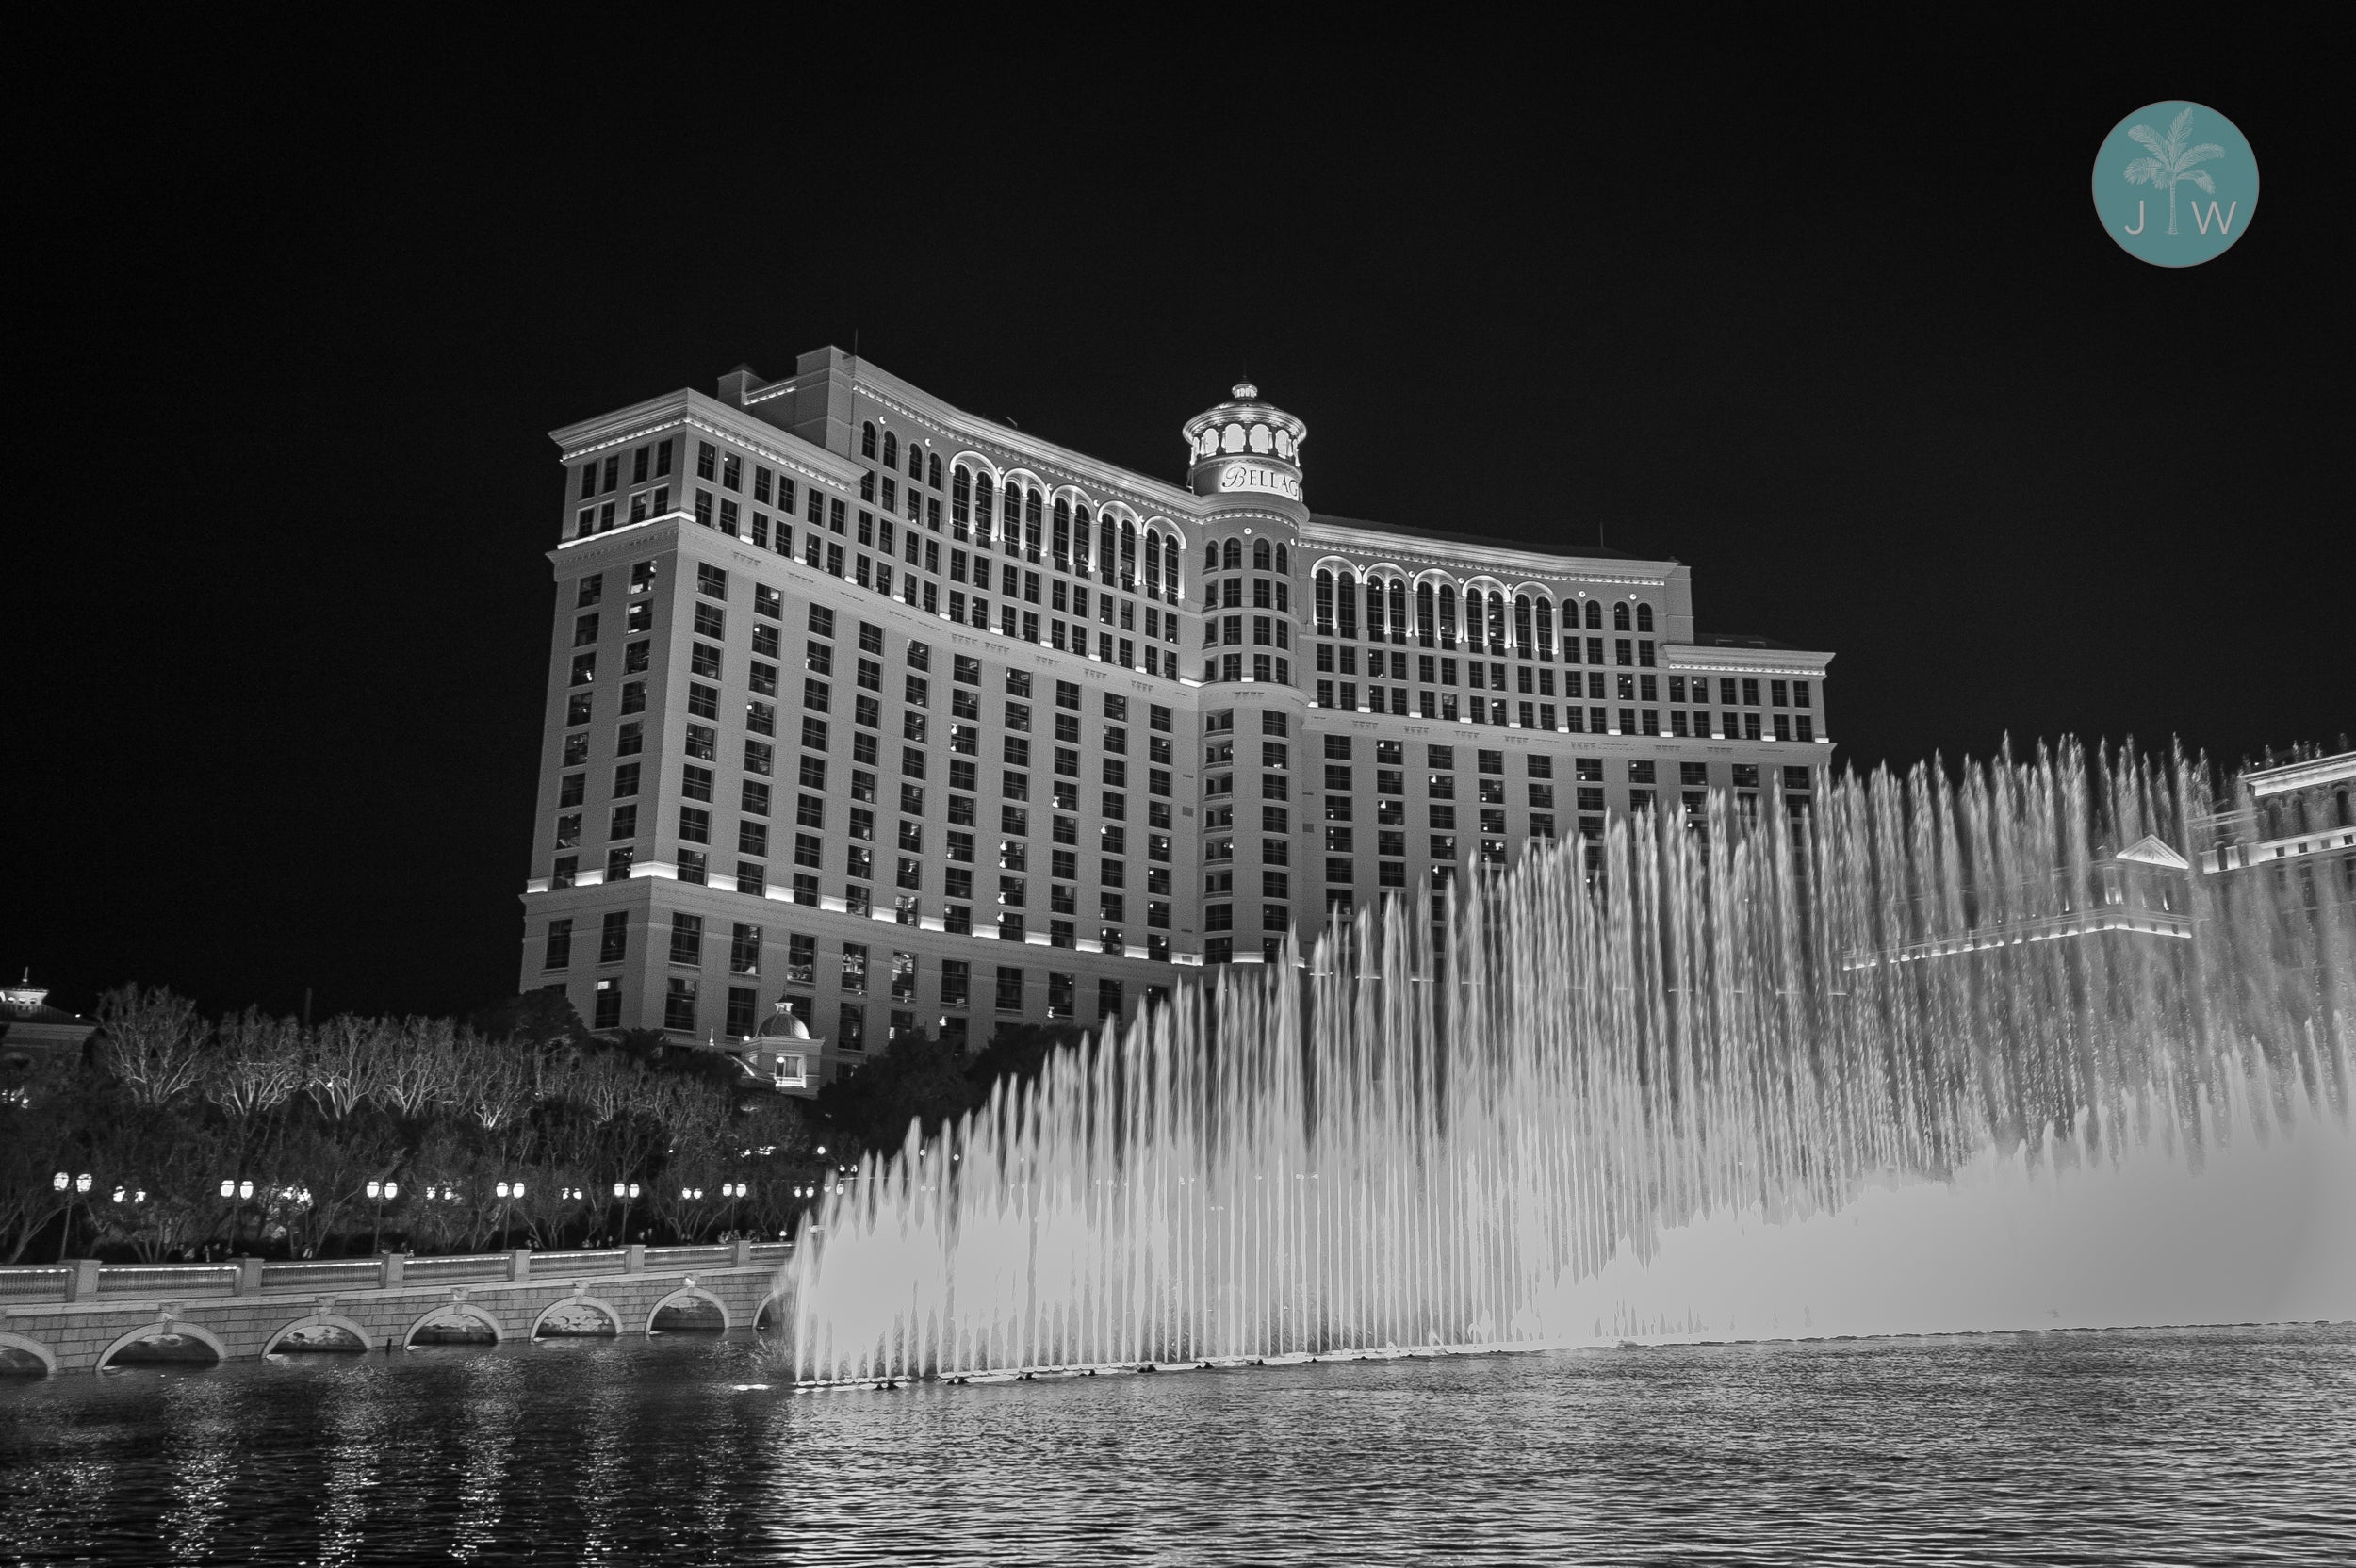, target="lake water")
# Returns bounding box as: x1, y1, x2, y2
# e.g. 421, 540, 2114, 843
3, 1325, 2351, 1564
